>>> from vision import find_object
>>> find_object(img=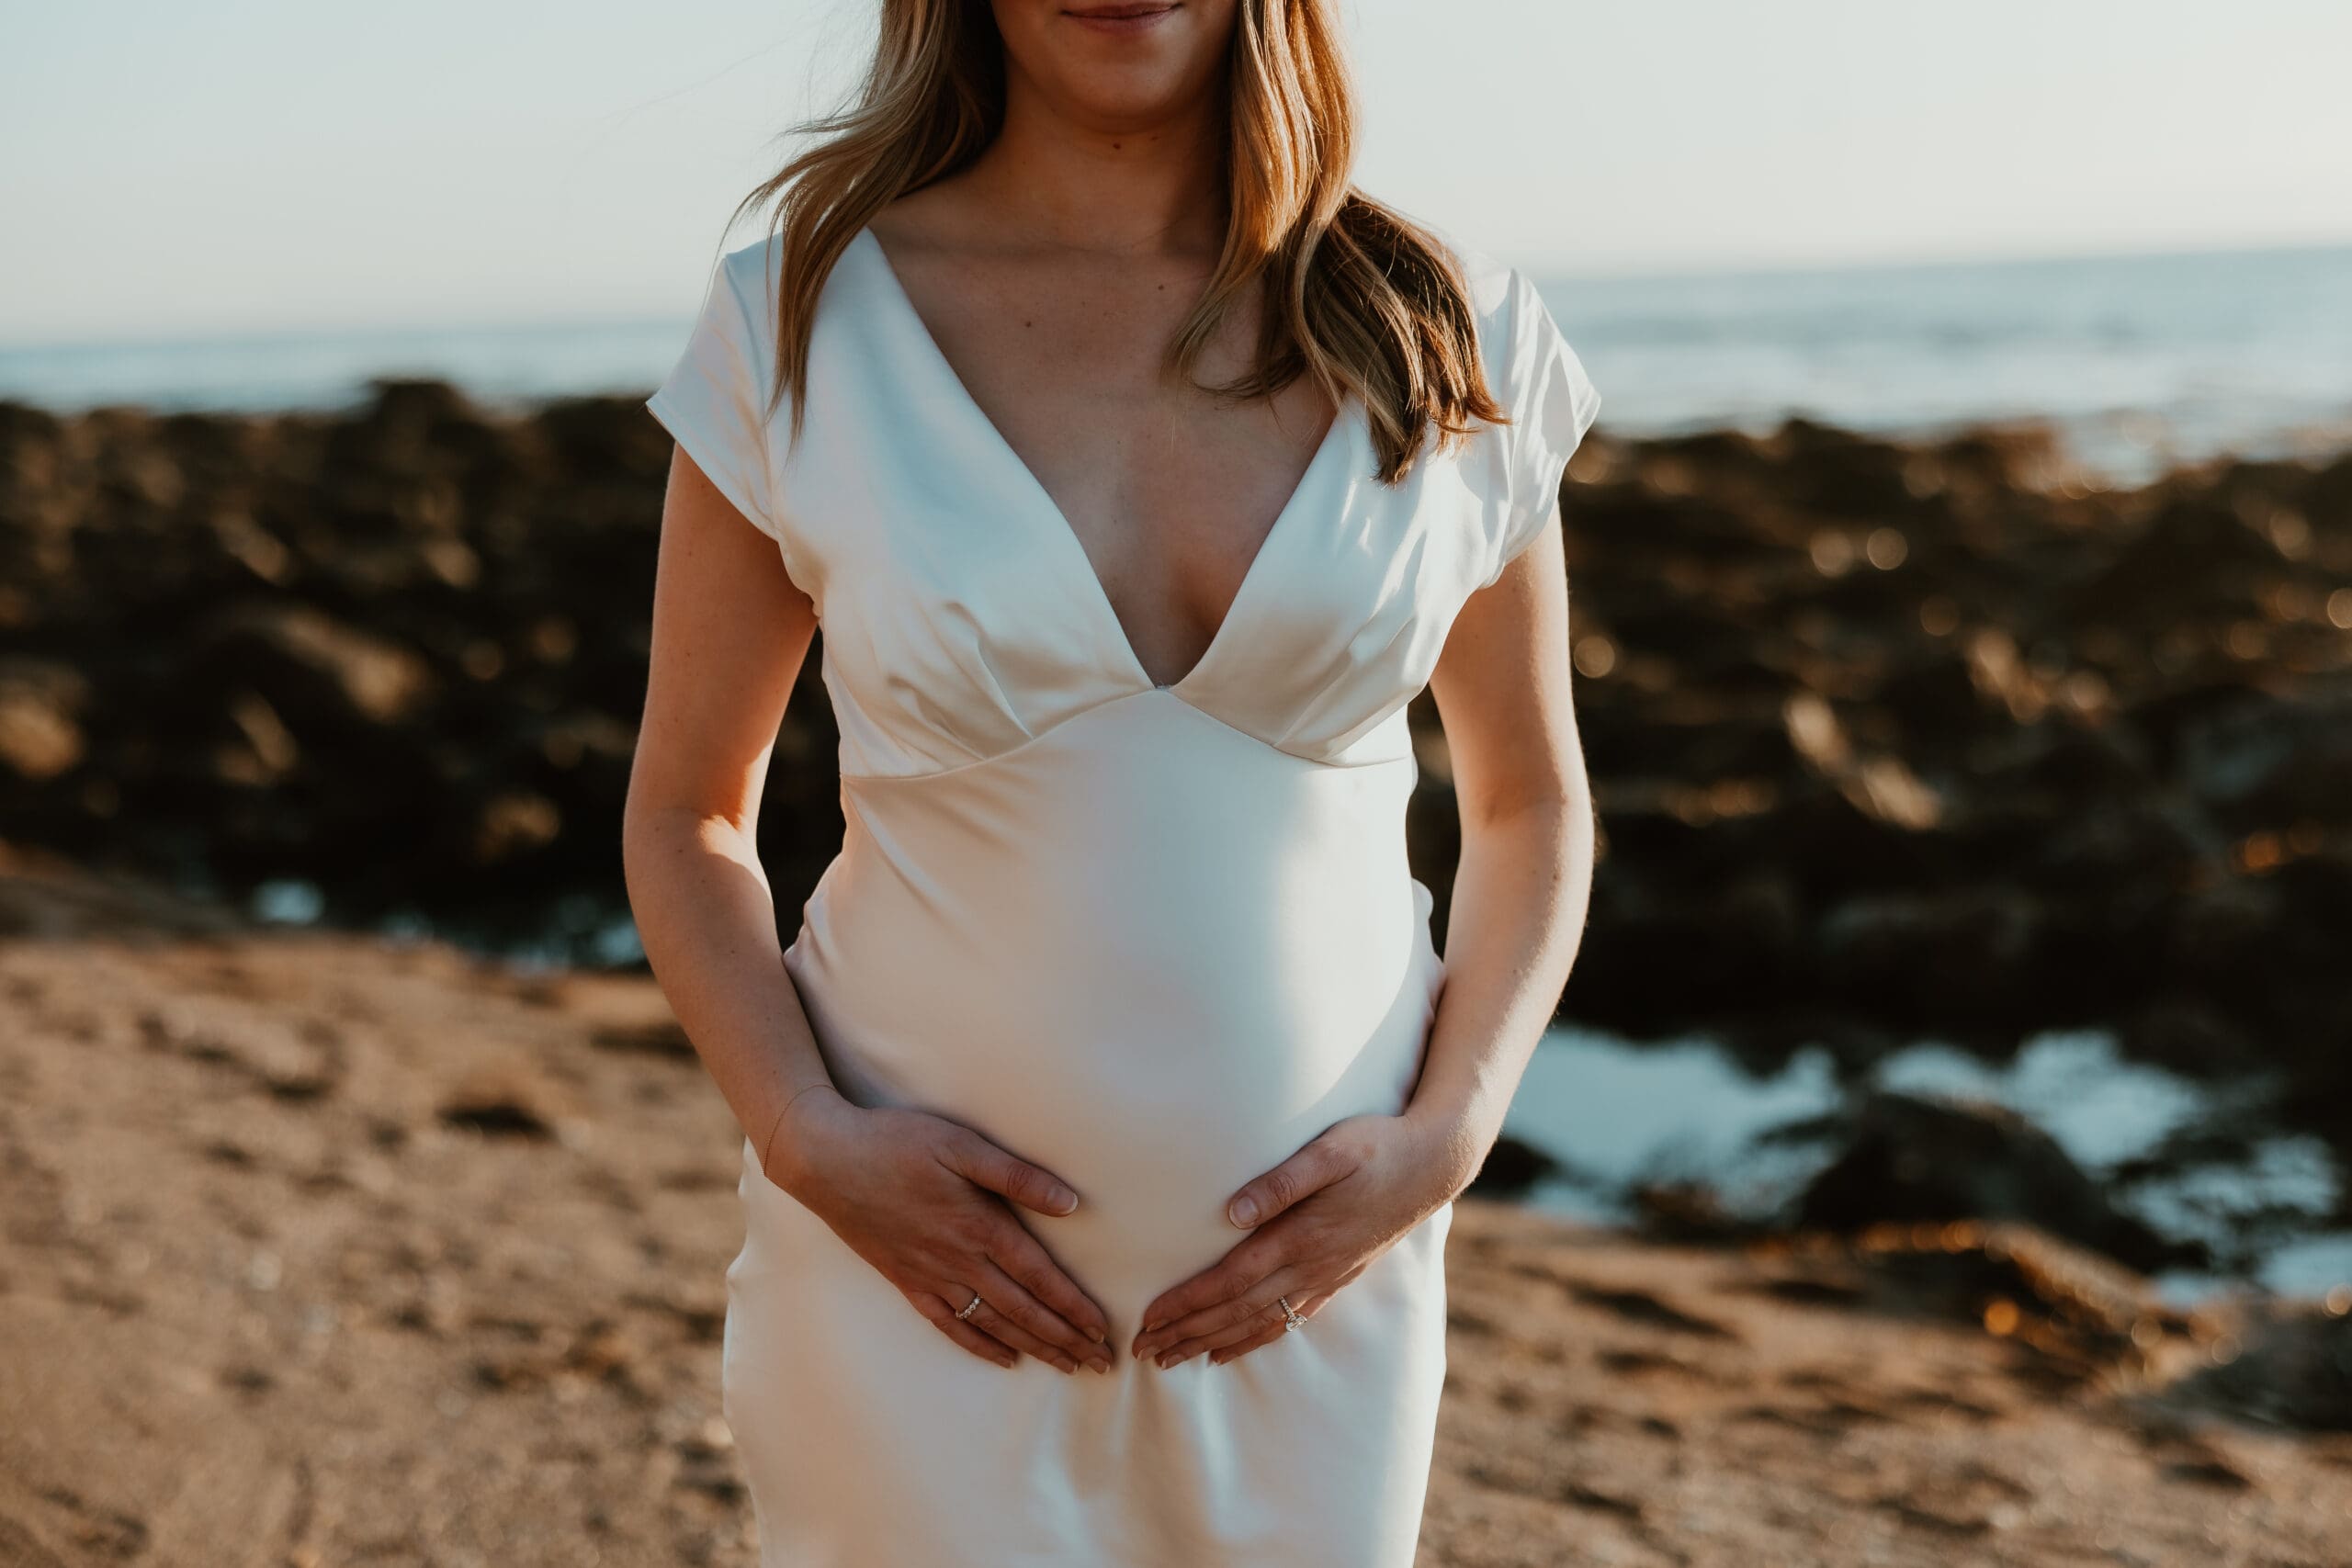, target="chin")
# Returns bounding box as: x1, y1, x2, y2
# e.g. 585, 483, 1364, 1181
1055, 72, 1200, 129
997, 0, 1231, 127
